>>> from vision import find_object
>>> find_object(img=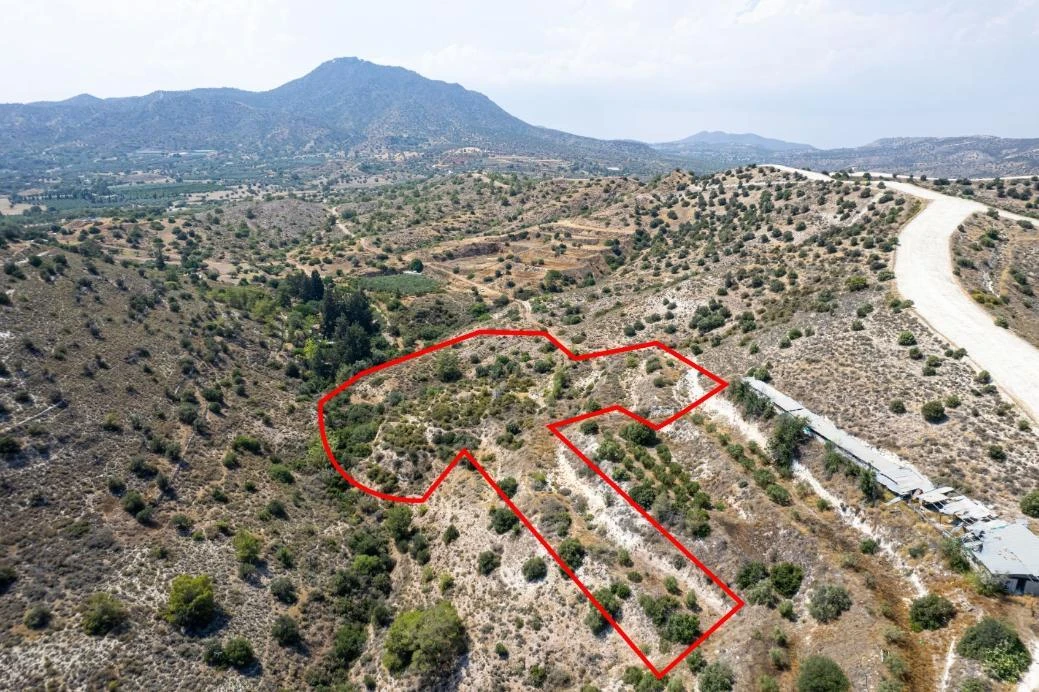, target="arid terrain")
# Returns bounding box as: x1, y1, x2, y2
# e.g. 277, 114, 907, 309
2, 162, 1038, 692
